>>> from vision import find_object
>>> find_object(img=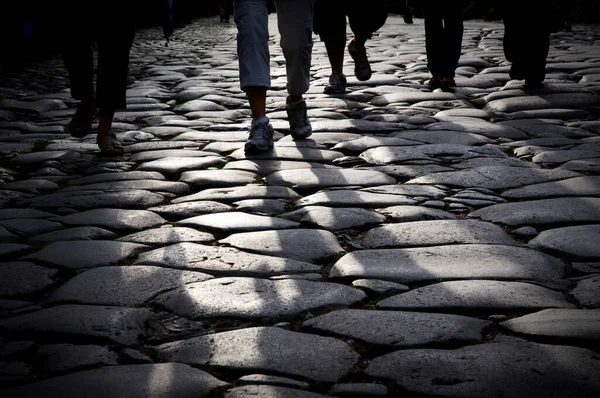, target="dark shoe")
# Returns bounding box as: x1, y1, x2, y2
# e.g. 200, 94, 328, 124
245, 116, 274, 153
65, 102, 95, 138
428, 76, 443, 87
348, 40, 372, 81
323, 72, 347, 94
403, 14, 413, 24
97, 132, 124, 156
442, 76, 456, 87
525, 78, 543, 88
286, 99, 312, 140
